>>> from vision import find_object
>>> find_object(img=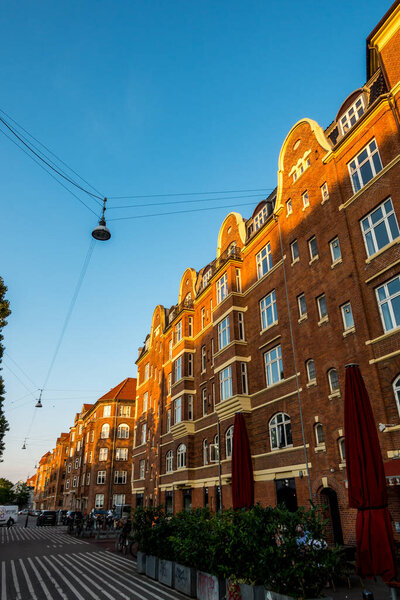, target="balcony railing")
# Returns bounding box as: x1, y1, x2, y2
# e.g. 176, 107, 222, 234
197, 246, 242, 295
